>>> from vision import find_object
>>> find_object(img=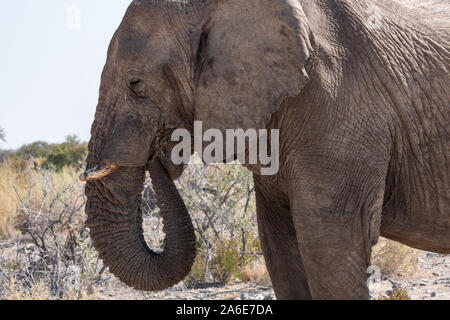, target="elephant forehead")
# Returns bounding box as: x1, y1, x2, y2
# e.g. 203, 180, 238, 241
112, 30, 178, 70
112, 17, 182, 65
126, 0, 190, 29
